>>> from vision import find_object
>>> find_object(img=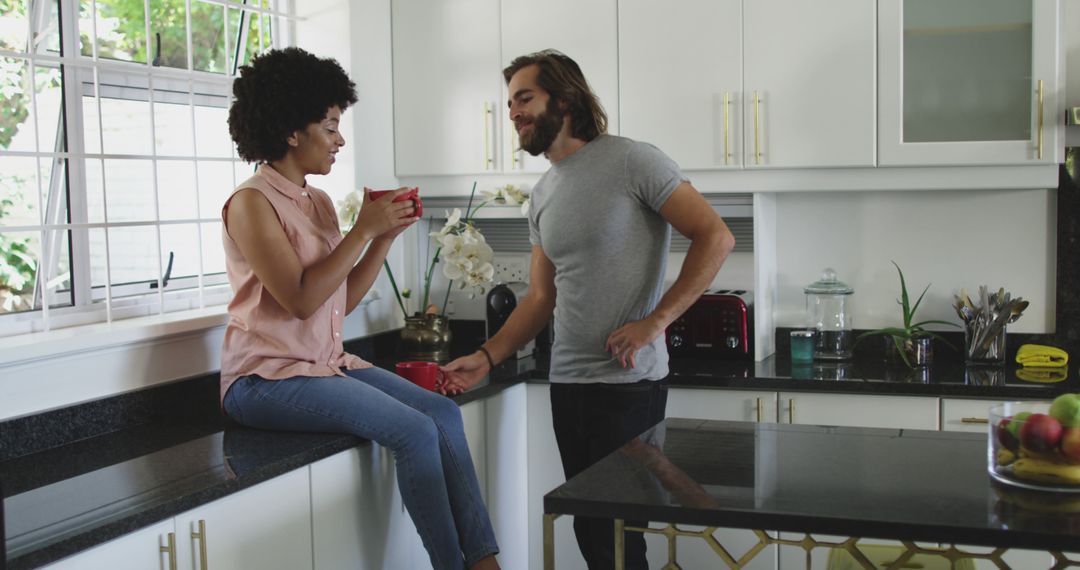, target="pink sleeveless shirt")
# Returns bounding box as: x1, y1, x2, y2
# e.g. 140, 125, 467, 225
219, 164, 371, 404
